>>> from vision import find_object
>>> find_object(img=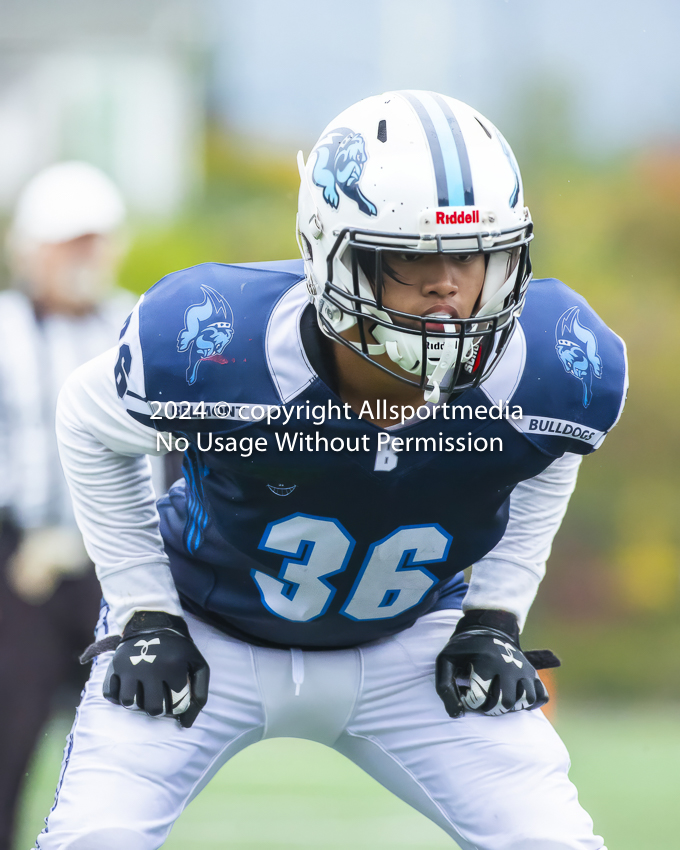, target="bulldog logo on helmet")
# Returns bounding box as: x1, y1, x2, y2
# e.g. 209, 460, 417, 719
178, 285, 234, 385
555, 306, 602, 407
312, 127, 378, 217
